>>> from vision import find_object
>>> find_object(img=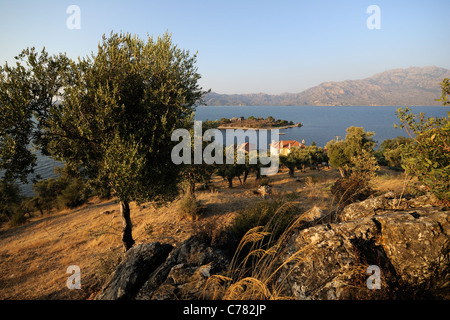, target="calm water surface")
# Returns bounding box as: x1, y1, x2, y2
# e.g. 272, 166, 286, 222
18, 105, 450, 196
